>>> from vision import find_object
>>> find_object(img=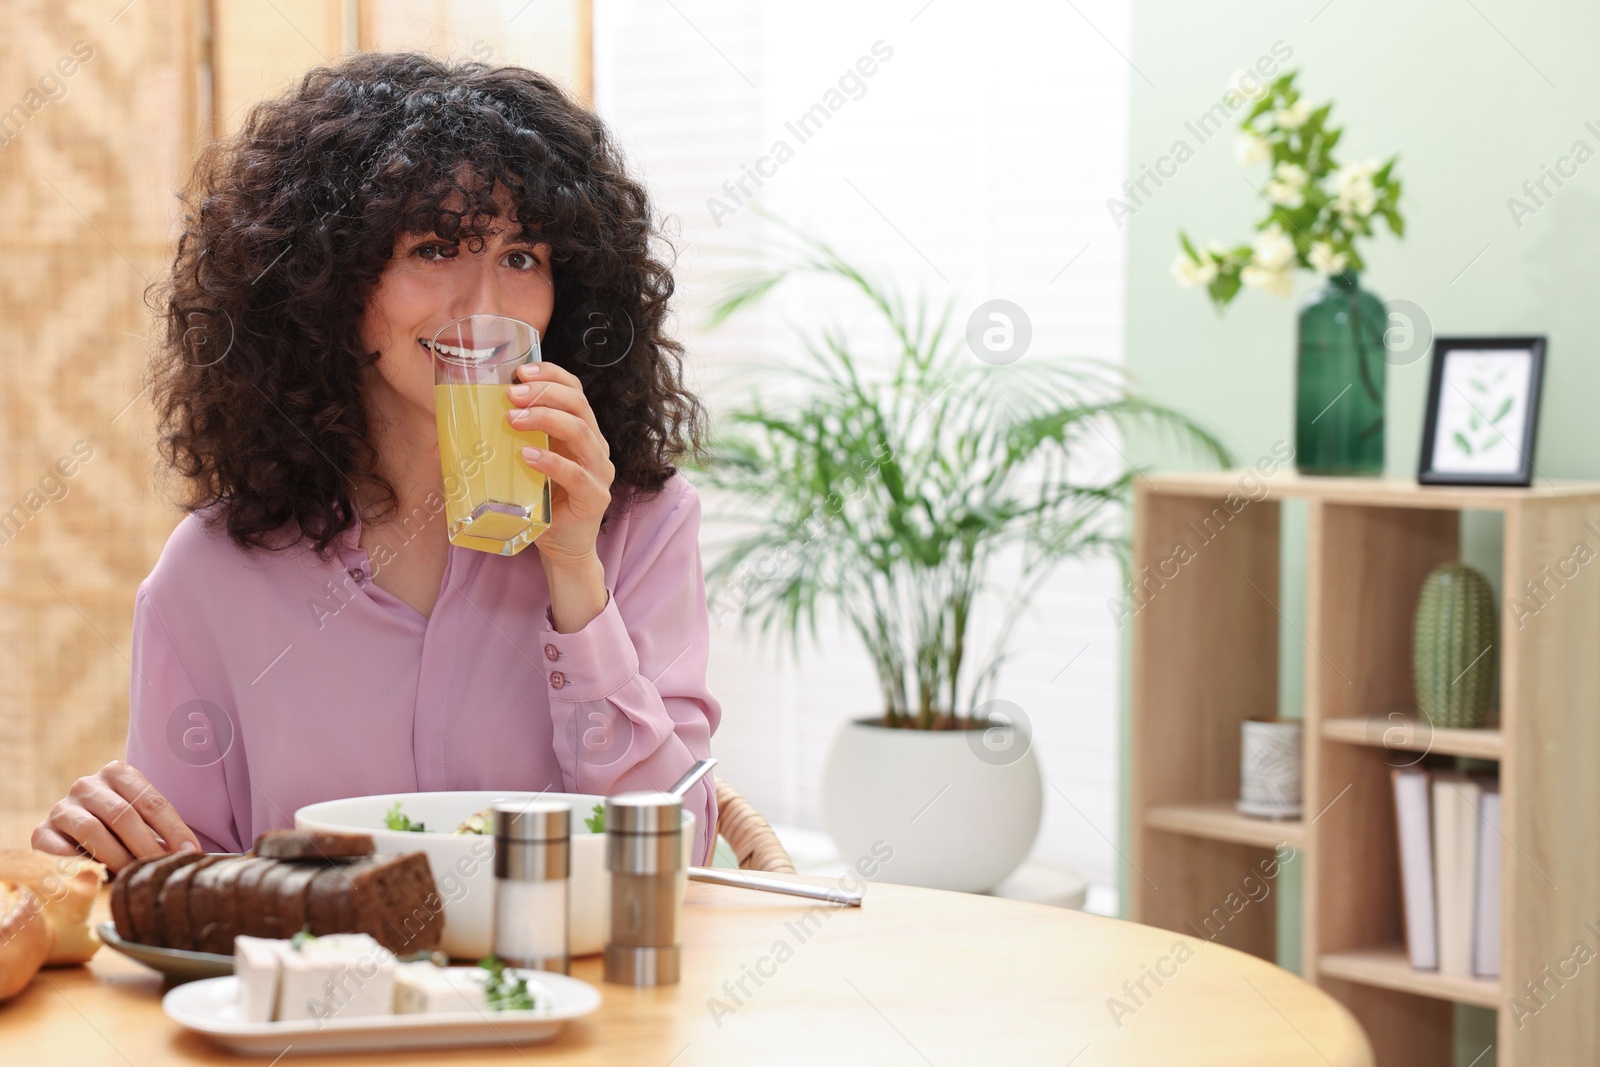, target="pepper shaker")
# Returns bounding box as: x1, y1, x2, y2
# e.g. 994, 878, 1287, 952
603, 791, 687, 986
492, 799, 570, 975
